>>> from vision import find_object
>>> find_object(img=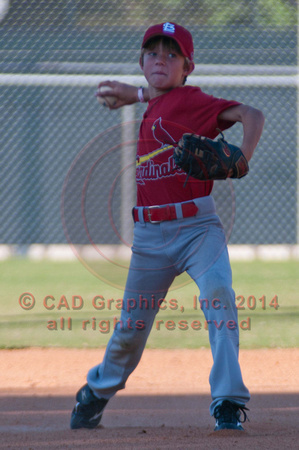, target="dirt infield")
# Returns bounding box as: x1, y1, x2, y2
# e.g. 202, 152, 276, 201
0, 348, 298, 449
